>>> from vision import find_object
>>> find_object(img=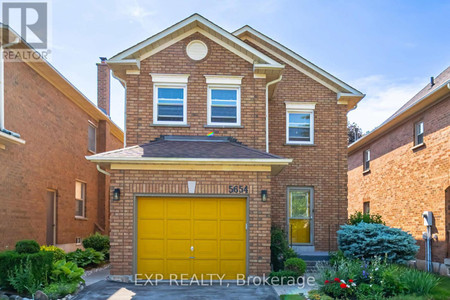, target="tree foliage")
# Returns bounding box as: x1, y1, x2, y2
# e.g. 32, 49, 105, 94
348, 122, 363, 144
